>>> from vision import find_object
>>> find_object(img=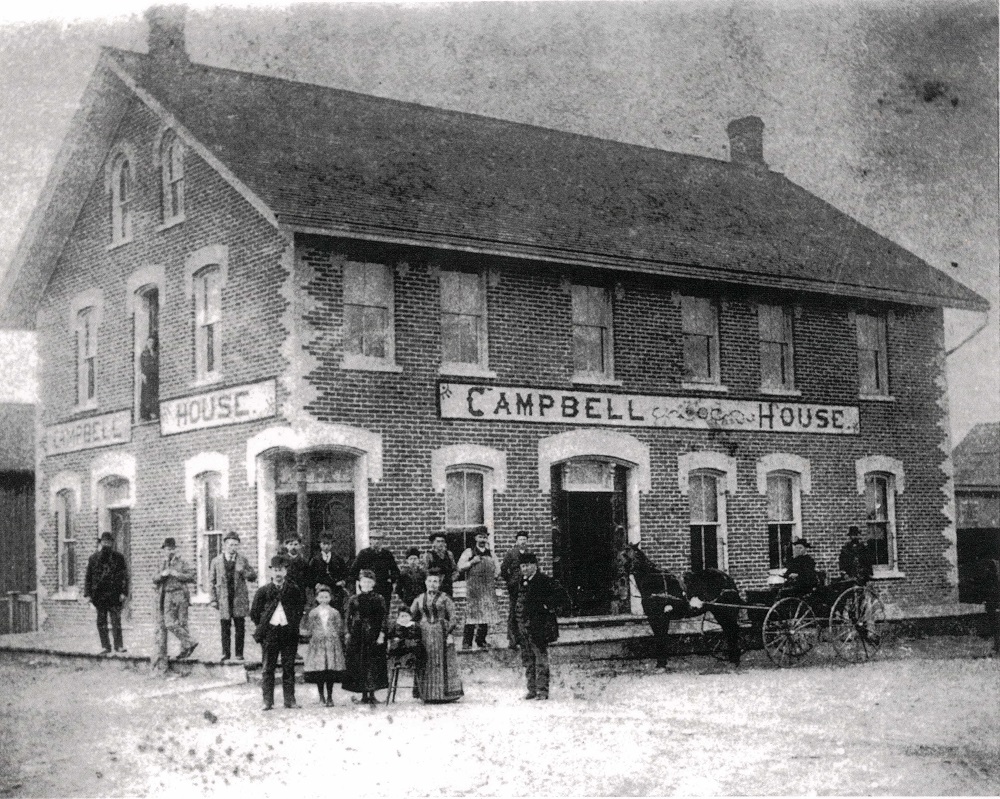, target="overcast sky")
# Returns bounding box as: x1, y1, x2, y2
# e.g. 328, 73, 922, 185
0, 0, 996, 442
